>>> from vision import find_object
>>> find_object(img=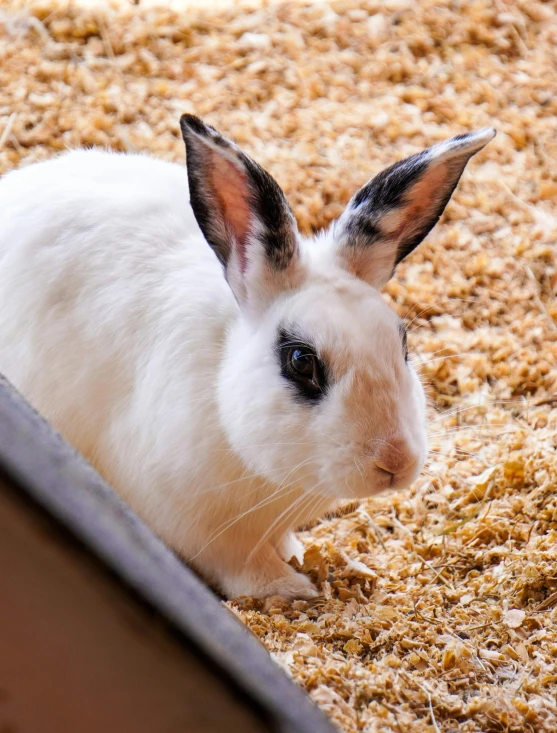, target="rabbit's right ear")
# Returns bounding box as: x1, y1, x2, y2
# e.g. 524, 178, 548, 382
333, 128, 496, 290
180, 115, 301, 315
